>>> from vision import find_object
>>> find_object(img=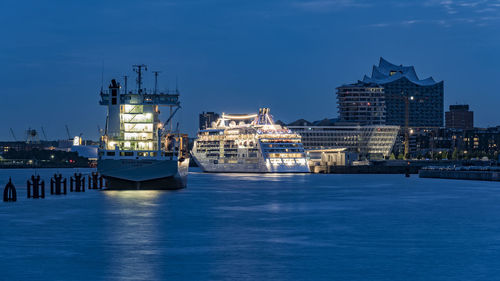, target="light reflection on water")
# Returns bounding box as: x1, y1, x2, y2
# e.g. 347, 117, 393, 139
102, 190, 163, 281
104, 190, 164, 199
1, 169, 500, 280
